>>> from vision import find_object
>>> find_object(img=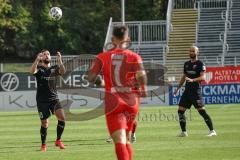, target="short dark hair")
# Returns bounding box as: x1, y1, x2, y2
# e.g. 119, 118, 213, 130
41, 49, 49, 53
112, 26, 128, 40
